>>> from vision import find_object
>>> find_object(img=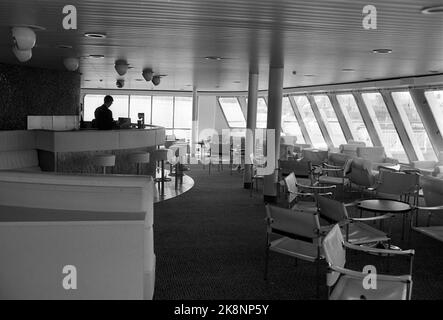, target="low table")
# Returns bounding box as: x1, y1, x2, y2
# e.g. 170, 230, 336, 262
357, 199, 413, 242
